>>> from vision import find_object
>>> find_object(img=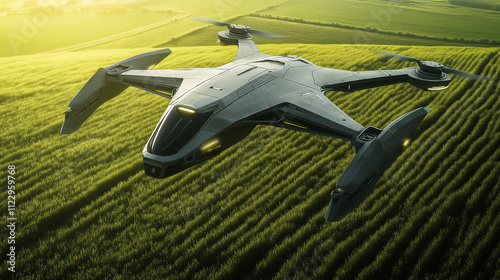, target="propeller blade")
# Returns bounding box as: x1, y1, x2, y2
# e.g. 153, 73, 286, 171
442, 67, 491, 81
372, 50, 422, 65
192, 17, 286, 38
248, 28, 286, 38
192, 17, 230, 26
